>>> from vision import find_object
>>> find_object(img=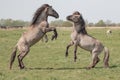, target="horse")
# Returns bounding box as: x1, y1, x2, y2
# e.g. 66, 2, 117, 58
9, 4, 59, 69
65, 11, 109, 69
106, 29, 112, 35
